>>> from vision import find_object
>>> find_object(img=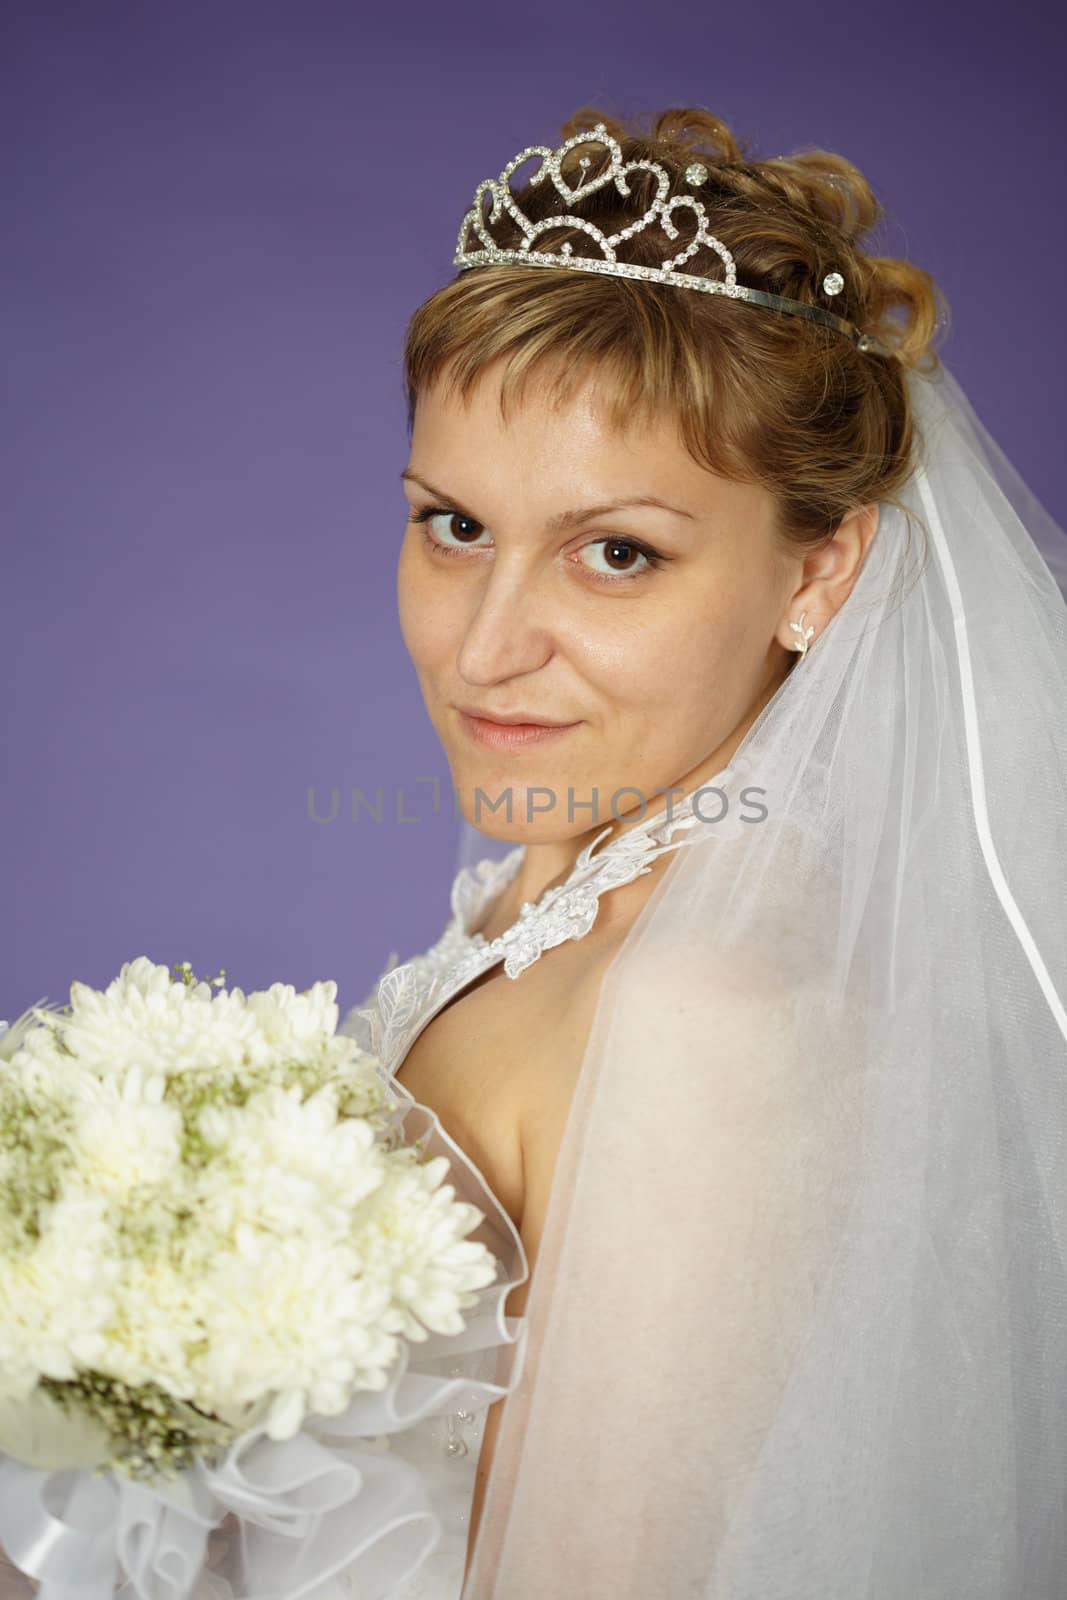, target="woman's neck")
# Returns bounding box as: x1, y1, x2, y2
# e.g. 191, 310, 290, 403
499, 665, 784, 911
